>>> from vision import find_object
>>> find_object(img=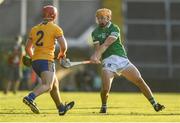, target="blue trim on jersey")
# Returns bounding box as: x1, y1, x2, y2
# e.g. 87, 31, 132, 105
32, 60, 54, 77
